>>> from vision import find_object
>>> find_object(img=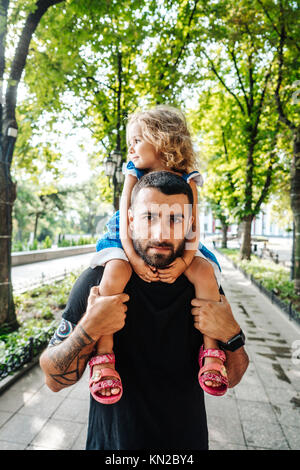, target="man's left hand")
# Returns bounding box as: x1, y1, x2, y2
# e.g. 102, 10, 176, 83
191, 295, 240, 343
